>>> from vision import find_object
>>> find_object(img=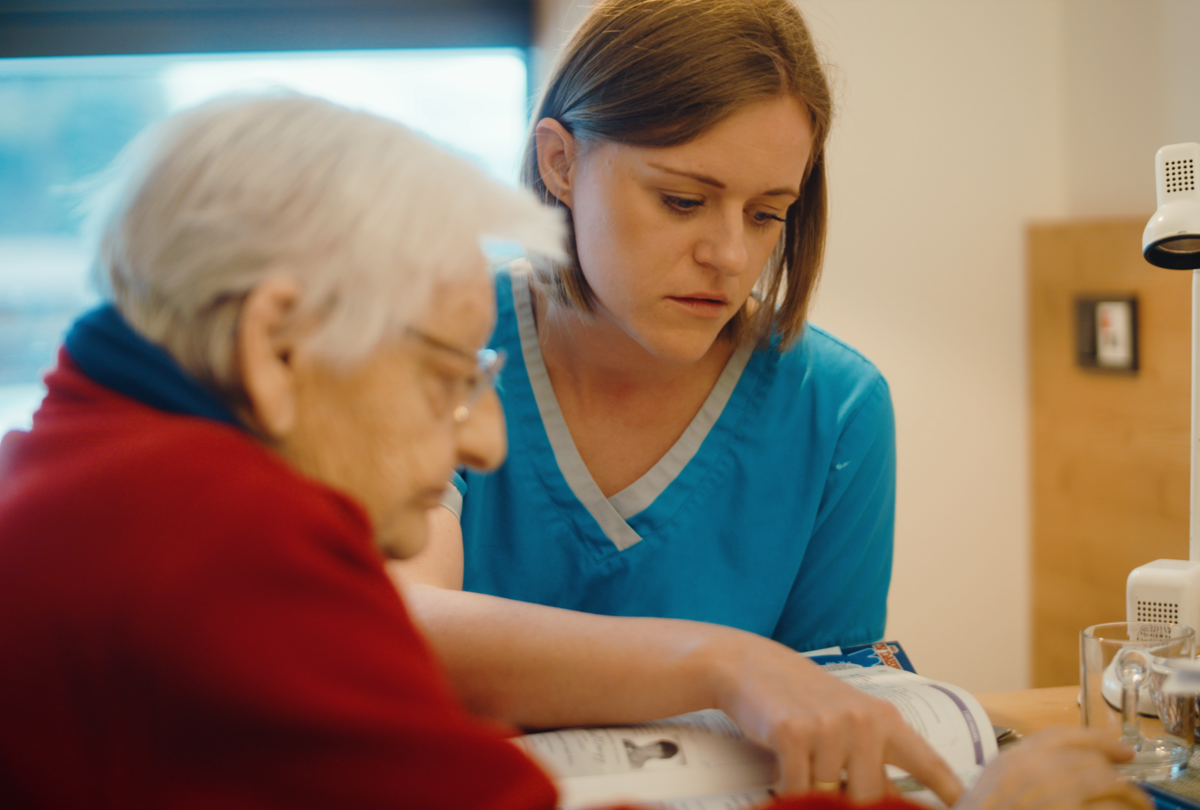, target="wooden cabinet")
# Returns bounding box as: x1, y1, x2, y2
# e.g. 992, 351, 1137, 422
1029, 218, 1191, 687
